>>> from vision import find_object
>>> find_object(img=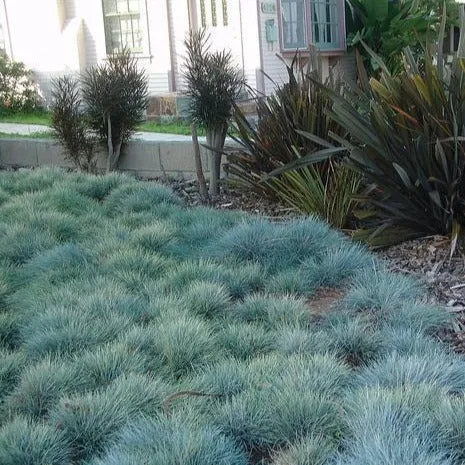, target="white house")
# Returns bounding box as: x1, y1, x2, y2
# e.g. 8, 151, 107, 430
0, 0, 354, 116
